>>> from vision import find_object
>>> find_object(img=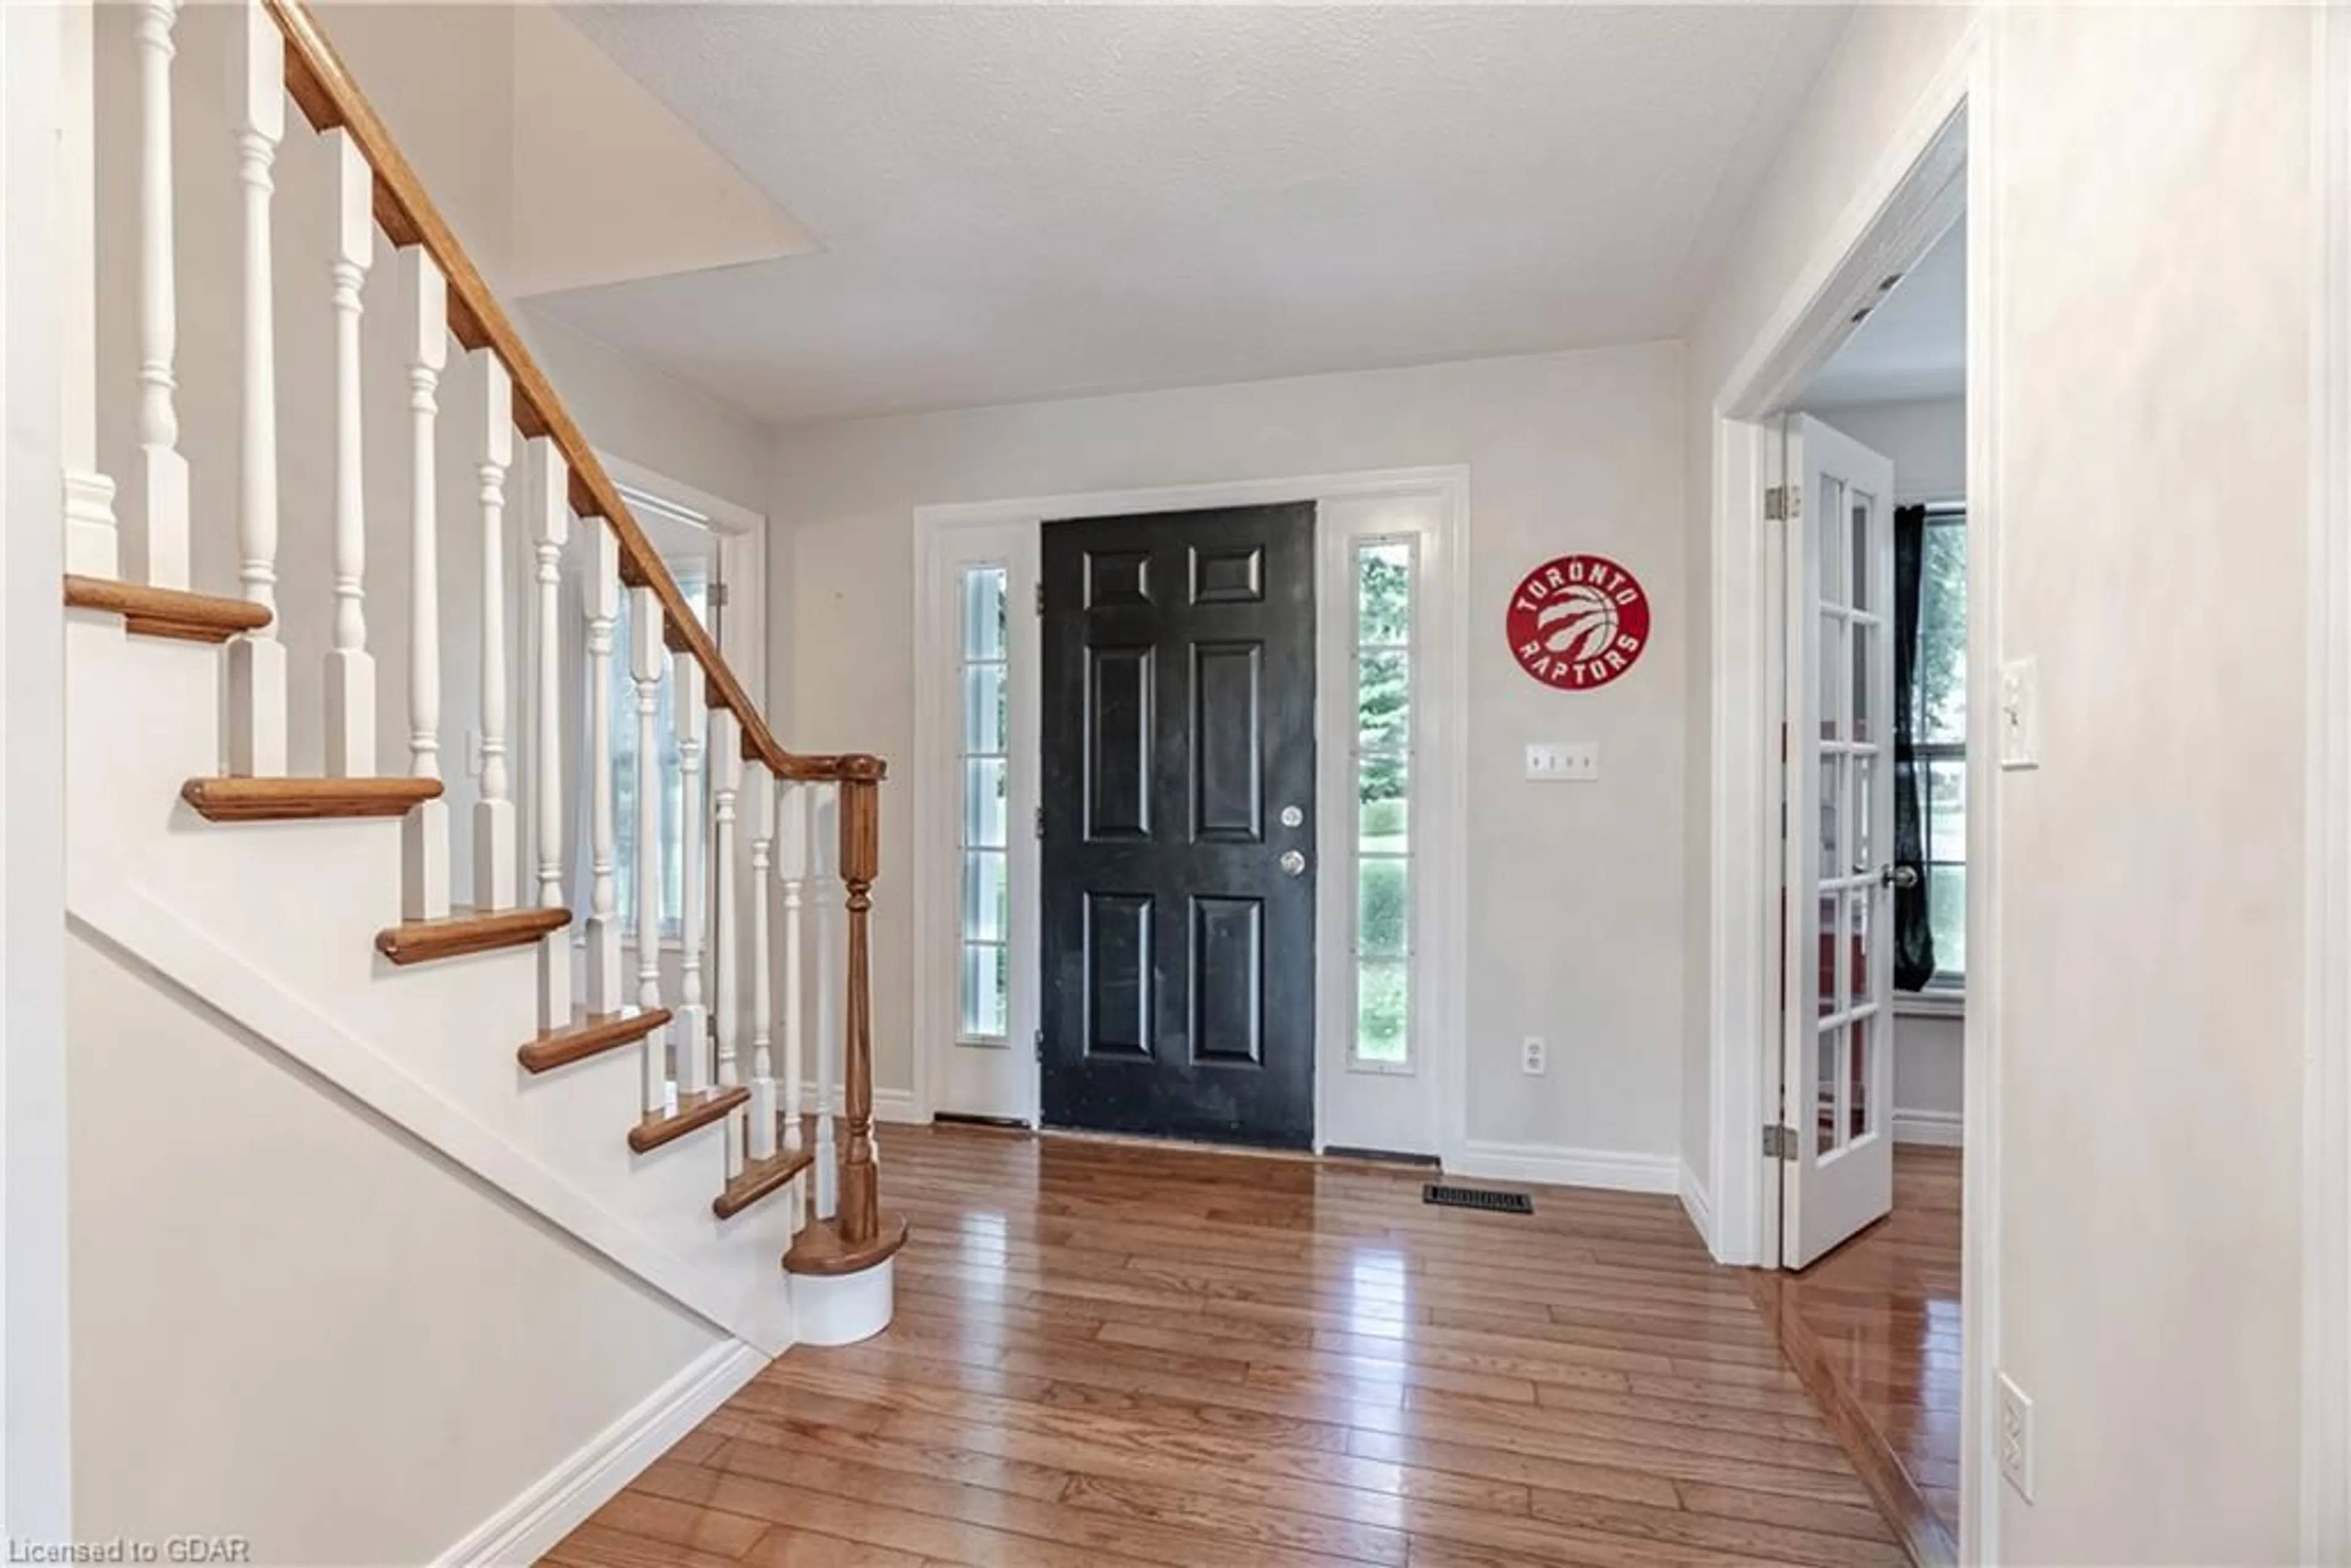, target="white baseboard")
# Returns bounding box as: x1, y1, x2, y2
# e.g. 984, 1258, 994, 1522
1678, 1163, 1717, 1251
1447, 1139, 1679, 1195
1893, 1108, 1964, 1147
438, 1338, 765, 1567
